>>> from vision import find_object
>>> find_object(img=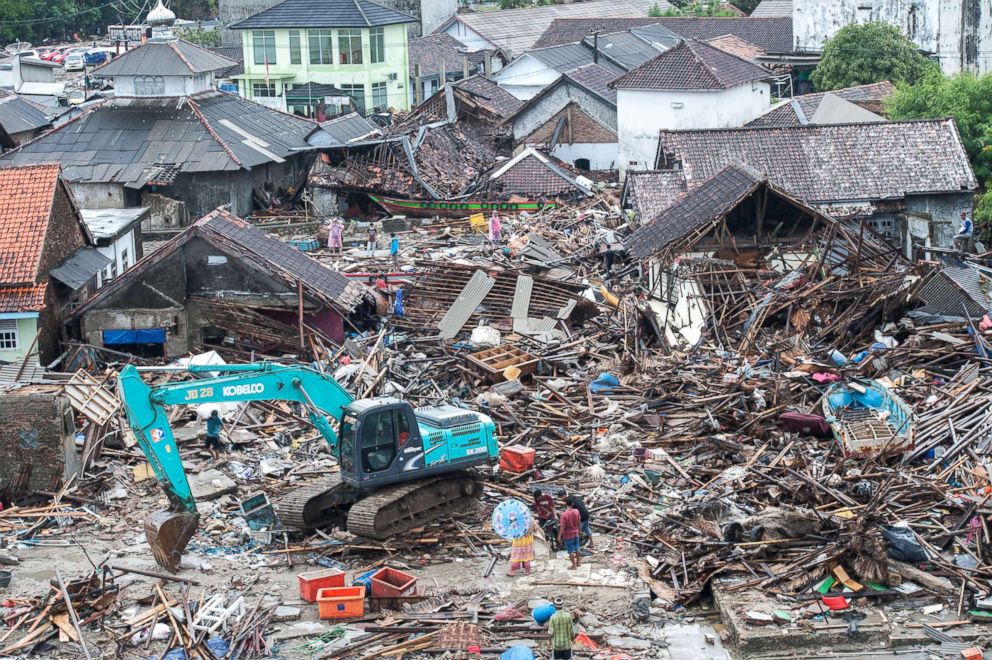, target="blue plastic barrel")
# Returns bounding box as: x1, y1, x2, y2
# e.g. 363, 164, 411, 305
532, 602, 557, 624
